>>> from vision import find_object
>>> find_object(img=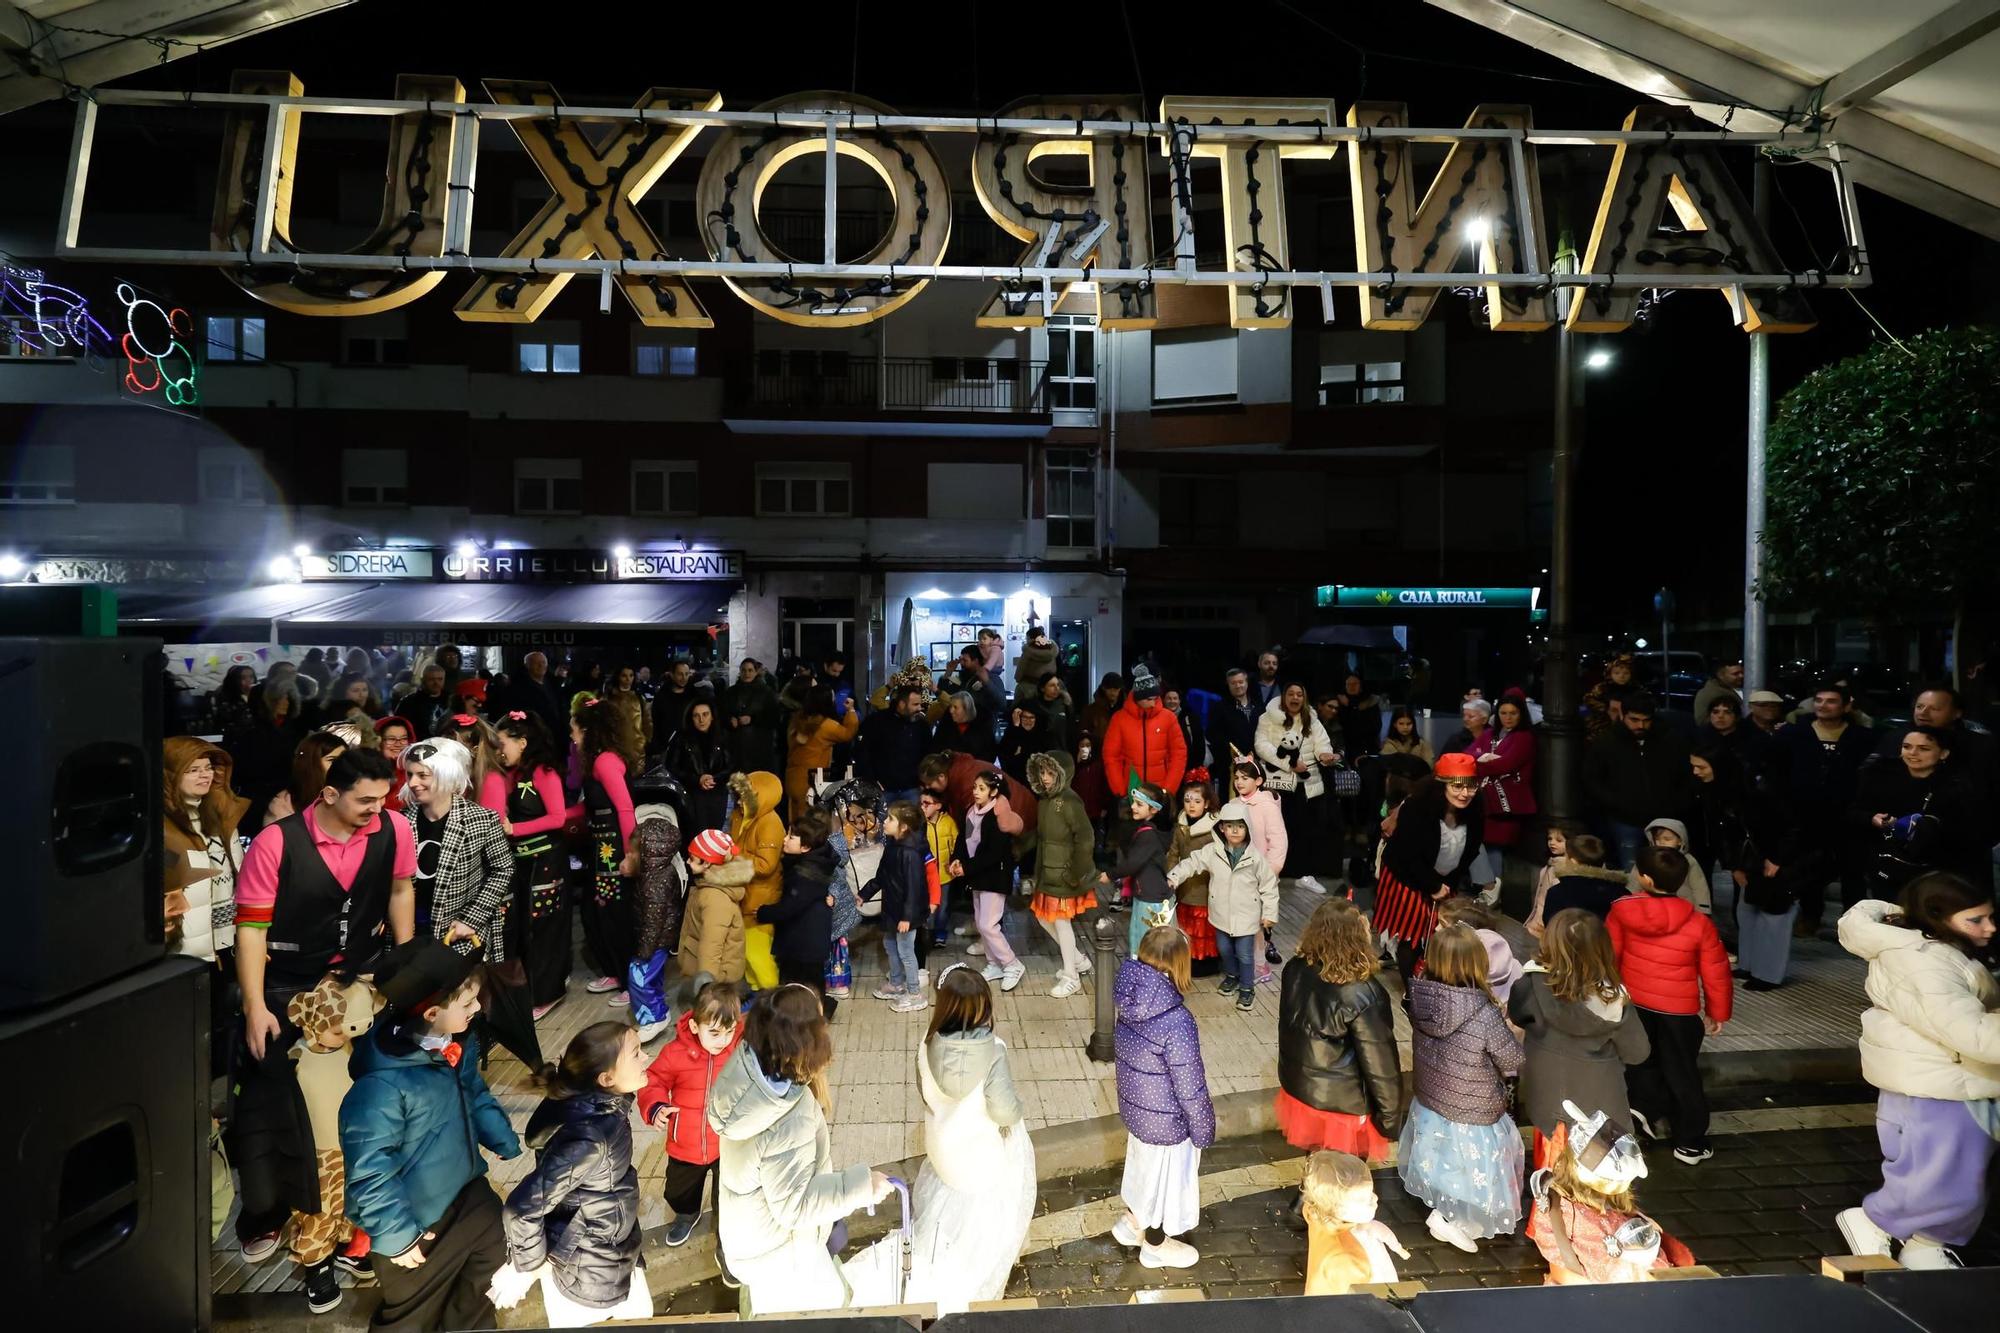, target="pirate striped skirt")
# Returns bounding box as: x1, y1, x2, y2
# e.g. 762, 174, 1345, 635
1372, 863, 1439, 947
